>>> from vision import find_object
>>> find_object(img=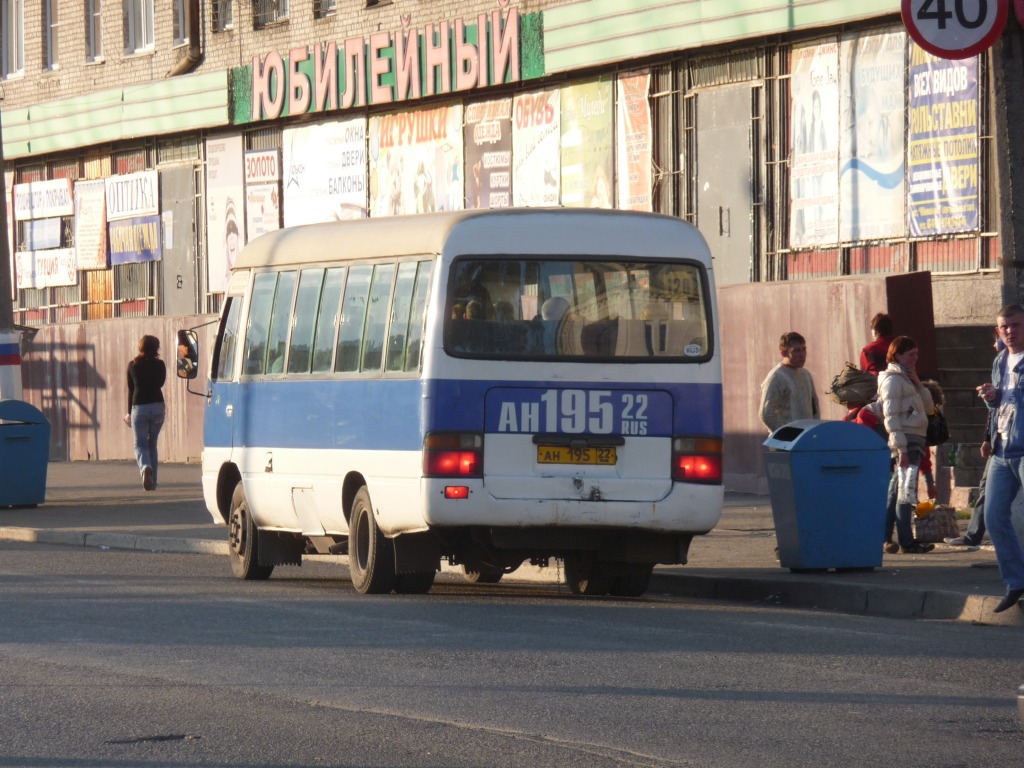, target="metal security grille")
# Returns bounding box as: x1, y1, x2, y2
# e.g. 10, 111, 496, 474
114, 261, 155, 318
212, 0, 234, 32
313, 0, 337, 18
157, 136, 201, 165
252, 0, 288, 28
